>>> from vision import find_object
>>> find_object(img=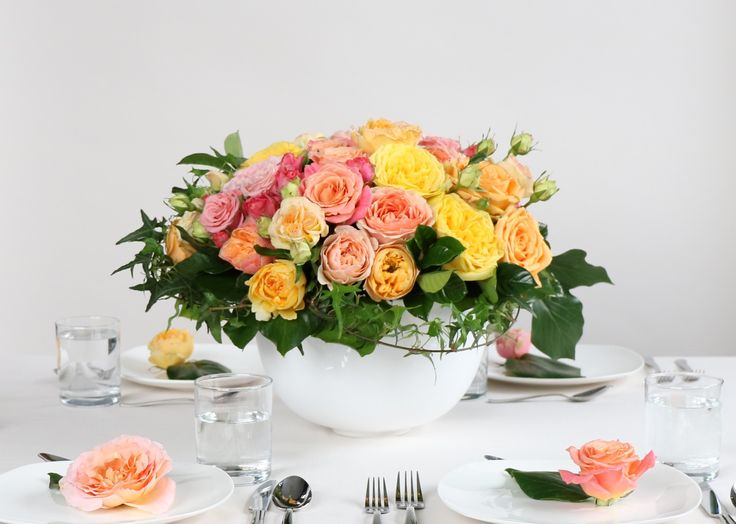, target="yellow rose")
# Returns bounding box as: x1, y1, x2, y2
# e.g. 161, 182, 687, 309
365, 245, 418, 301
148, 328, 194, 368
456, 158, 532, 216
164, 212, 199, 264
371, 143, 449, 199
242, 141, 302, 167
353, 118, 422, 154
268, 196, 329, 262
432, 193, 503, 281
246, 260, 306, 321
495, 207, 551, 285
